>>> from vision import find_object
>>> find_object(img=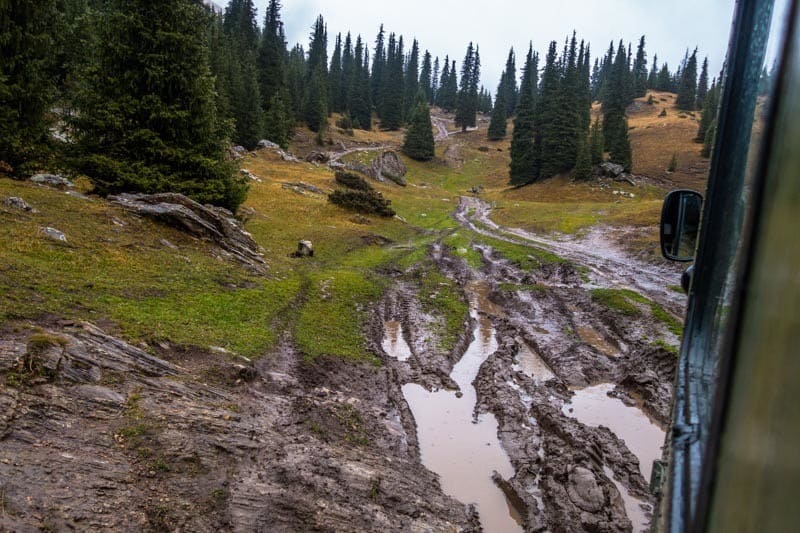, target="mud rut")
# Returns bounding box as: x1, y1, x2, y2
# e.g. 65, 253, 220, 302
379, 197, 684, 532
